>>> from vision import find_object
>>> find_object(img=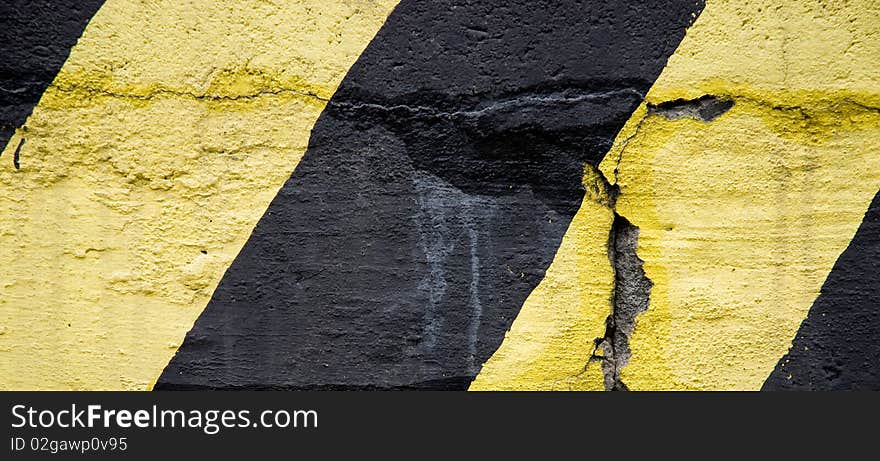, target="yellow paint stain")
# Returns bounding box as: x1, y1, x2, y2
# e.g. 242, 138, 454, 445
599, 0, 880, 390
470, 166, 613, 391
0, 0, 399, 390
